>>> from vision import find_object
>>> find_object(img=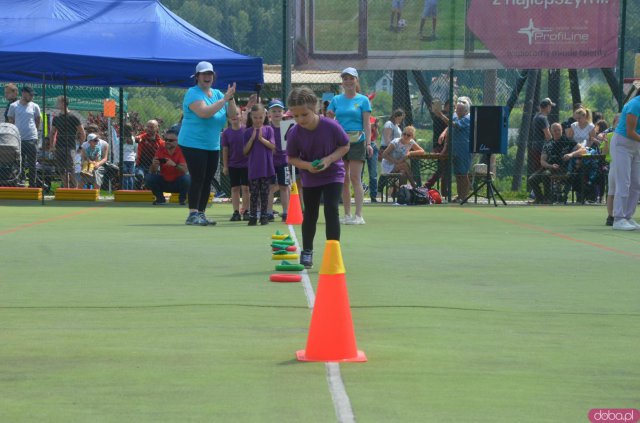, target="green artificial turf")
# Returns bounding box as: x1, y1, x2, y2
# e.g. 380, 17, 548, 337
0, 201, 638, 422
